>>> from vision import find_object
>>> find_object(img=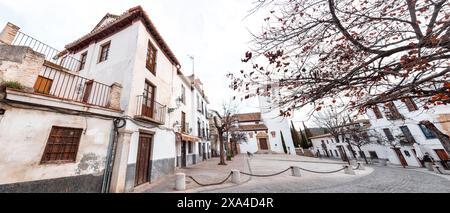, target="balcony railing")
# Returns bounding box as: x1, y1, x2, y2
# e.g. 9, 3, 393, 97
33, 63, 112, 108
12, 31, 81, 72
180, 122, 190, 134
135, 95, 166, 124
